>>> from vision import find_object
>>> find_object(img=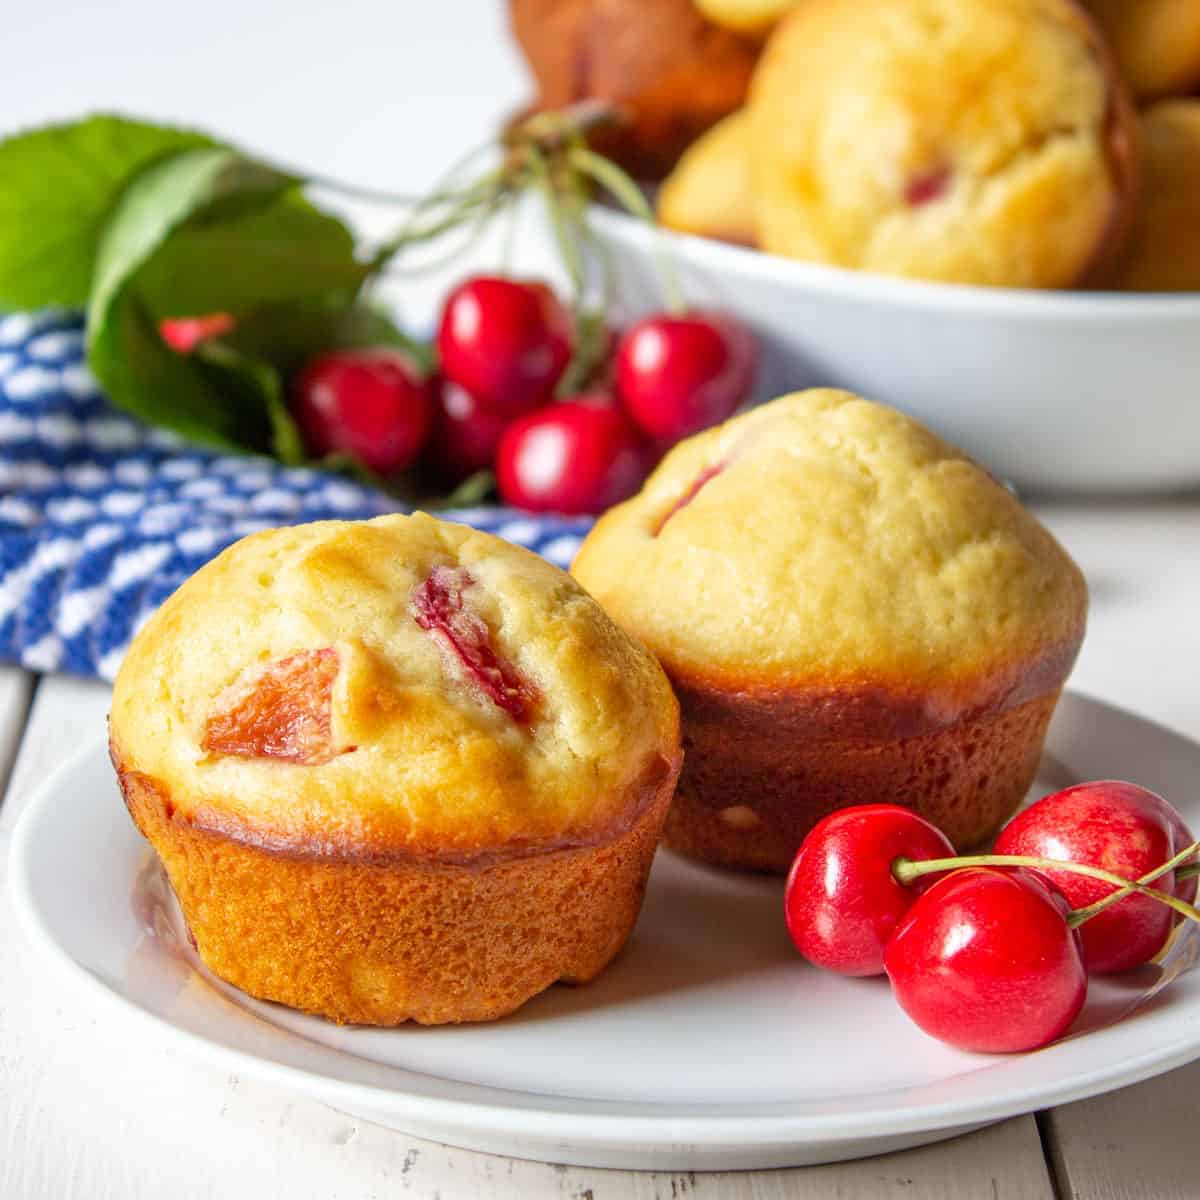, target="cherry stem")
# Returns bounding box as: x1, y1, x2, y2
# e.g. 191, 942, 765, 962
369, 171, 506, 272
1066, 840, 1200, 927
893, 842, 1200, 930
568, 146, 686, 316
526, 142, 586, 295
506, 99, 626, 151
